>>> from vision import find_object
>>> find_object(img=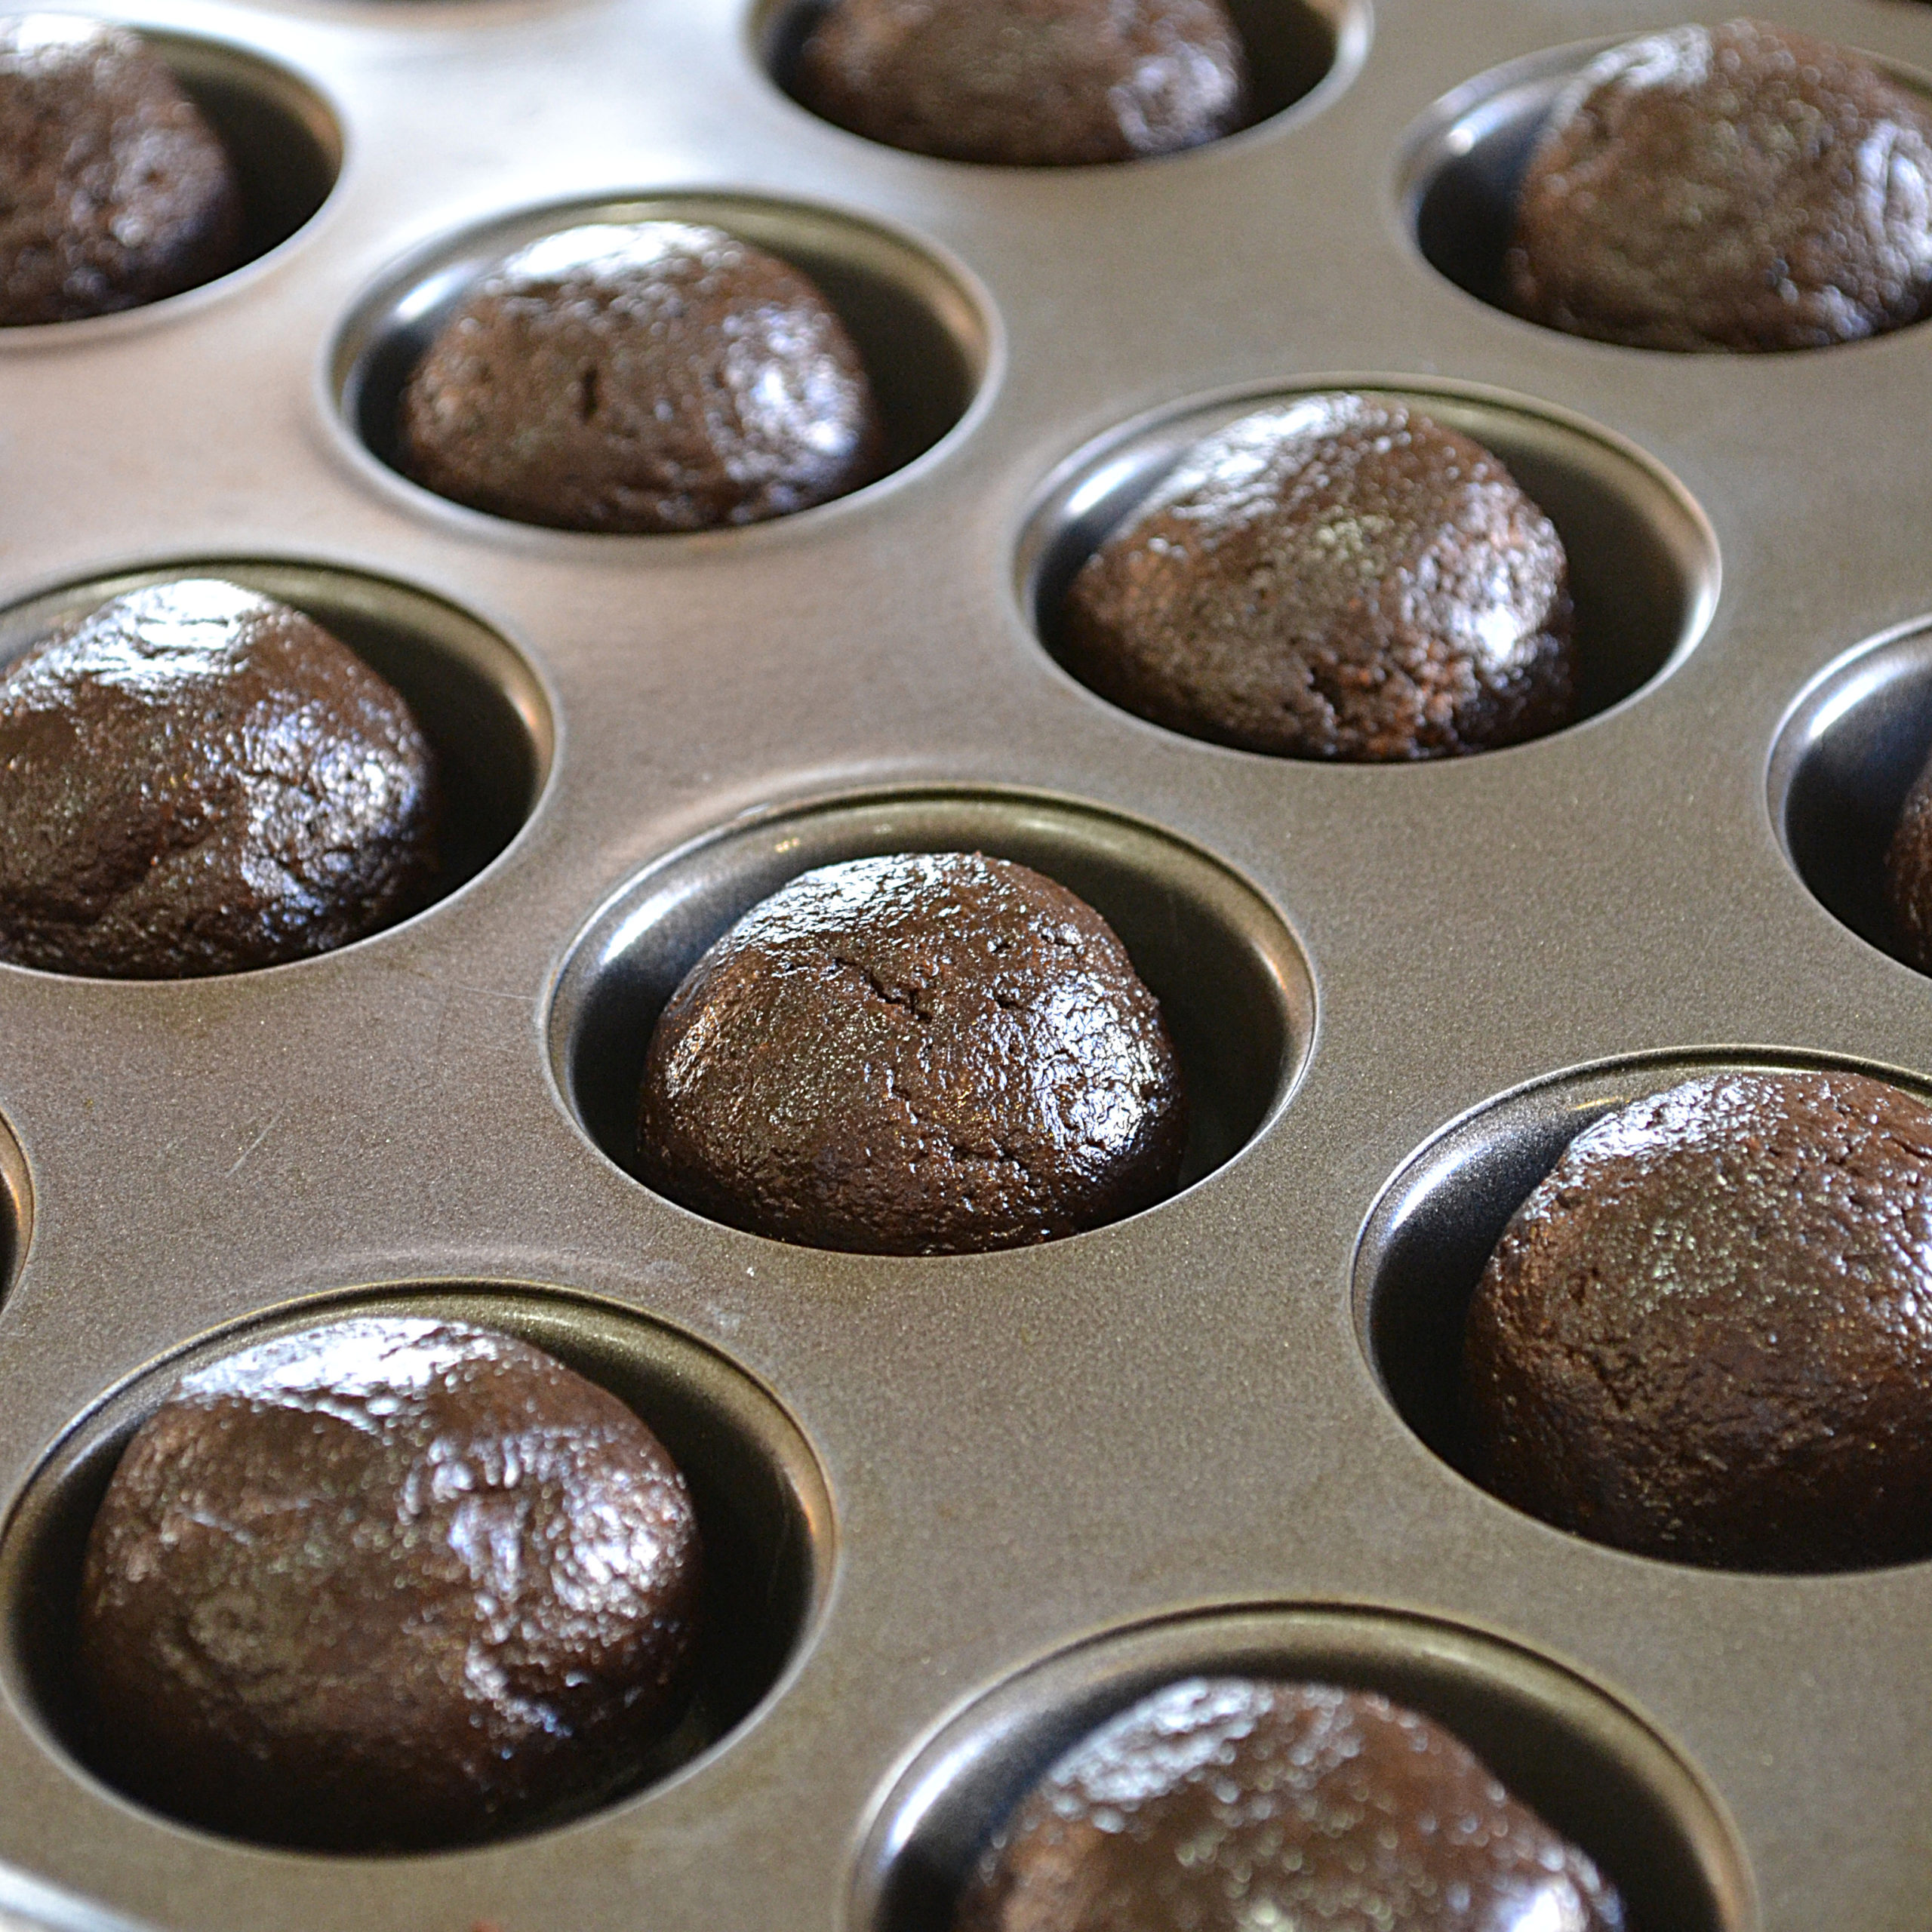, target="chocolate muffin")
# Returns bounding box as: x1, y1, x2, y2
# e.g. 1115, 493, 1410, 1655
958, 1678, 1626, 1932
636, 851, 1186, 1254
1509, 20, 1932, 352
0, 579, 439, 978
792, 0, 1247, 168
78, 1316, 703, 1850
1885, 753, 1932, 971
400, 221, 882, 534
1063, 395, 1575, 760
0, 14, 243, 325
1465, 1069, 1932, 1571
